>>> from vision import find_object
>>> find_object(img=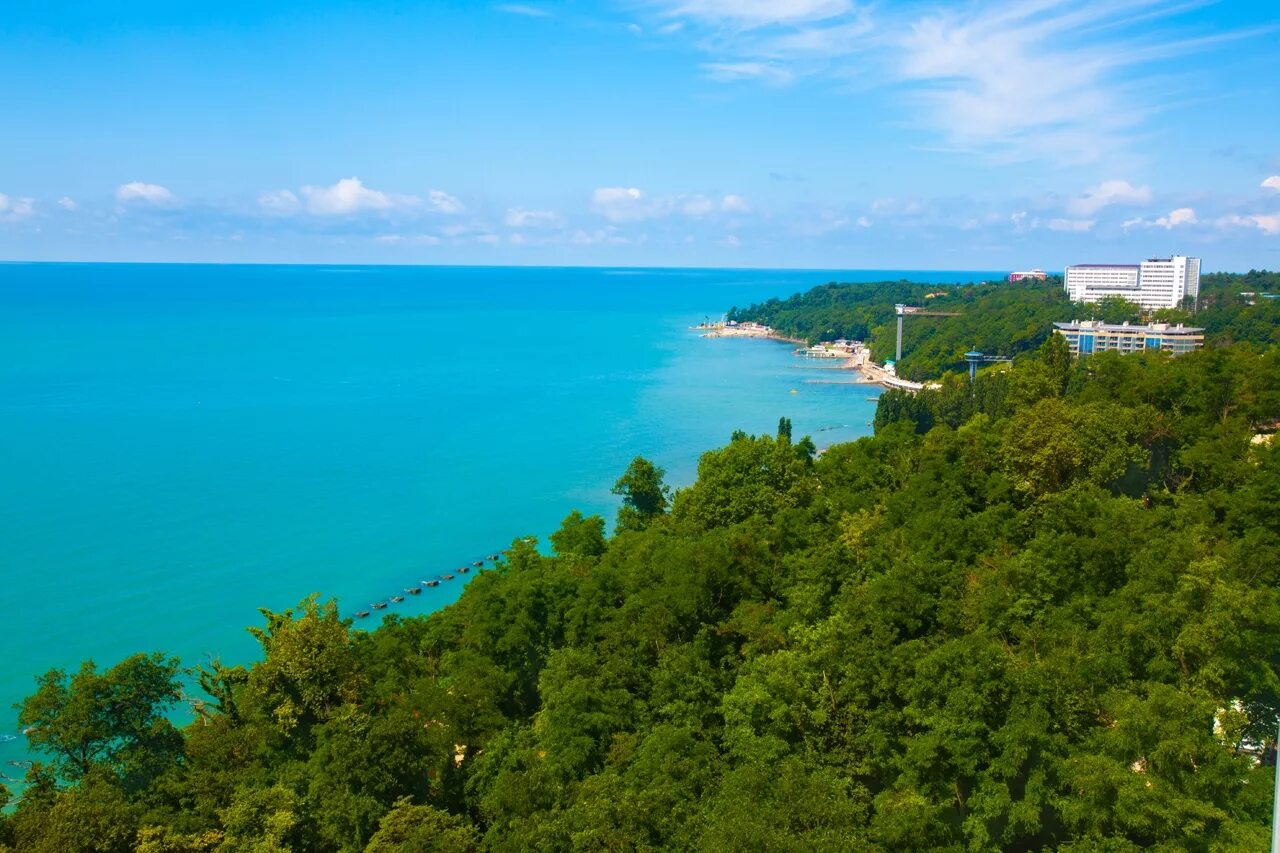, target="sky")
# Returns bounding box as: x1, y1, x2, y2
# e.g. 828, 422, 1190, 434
1, 0, 1278, 270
